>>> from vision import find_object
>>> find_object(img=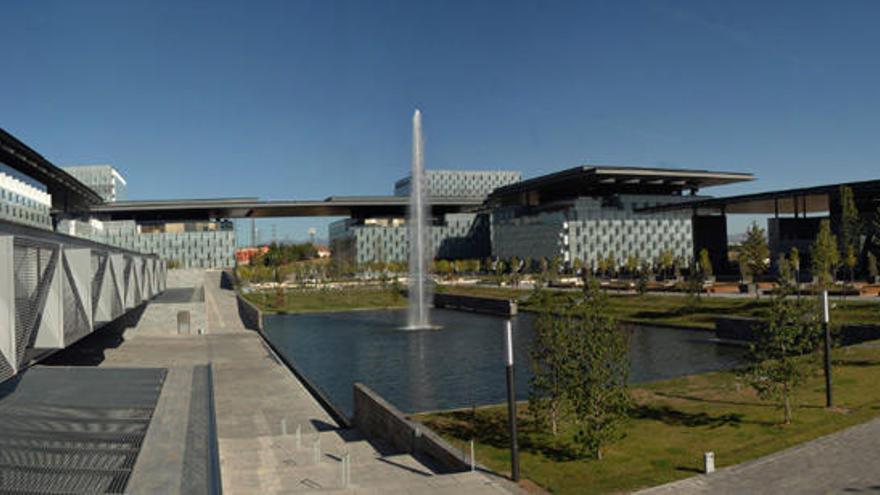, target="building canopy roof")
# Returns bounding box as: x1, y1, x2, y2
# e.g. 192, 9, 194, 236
487, 166, 754, 206
638, 178, 880, 215
89, 195, 485, 222
0, 128, 103, 211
